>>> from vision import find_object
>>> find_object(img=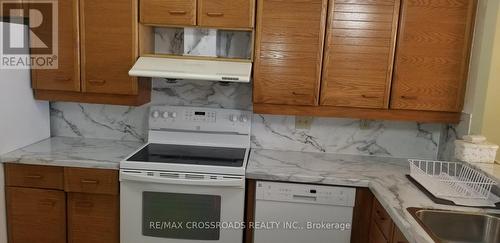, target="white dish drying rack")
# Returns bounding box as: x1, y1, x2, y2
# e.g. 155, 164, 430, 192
409, 160, 497, 202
